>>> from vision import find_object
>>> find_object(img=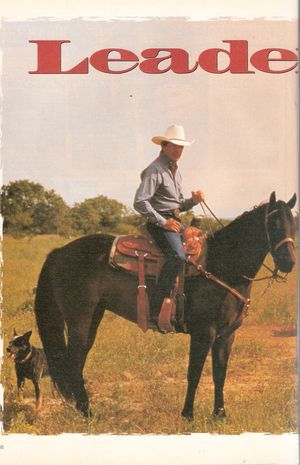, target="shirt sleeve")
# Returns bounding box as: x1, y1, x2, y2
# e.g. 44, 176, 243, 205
177, 174, 197, 211
134, 170, 167, 227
